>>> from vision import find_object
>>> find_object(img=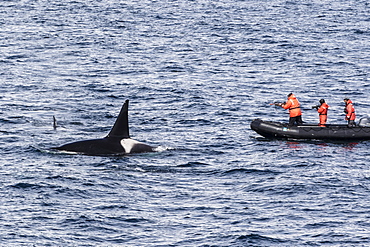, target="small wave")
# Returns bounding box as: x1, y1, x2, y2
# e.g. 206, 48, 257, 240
176, 119, 212, 126
153, 145, 175, 152
235, 233, 289, 245
222, 168, 281, 176
93, 205, 129, 210
11, 182, 42, 189
6, 54, 30, 60
121, 218, 148, 223
38, 147, 80, 156
177, 161, 210, 167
